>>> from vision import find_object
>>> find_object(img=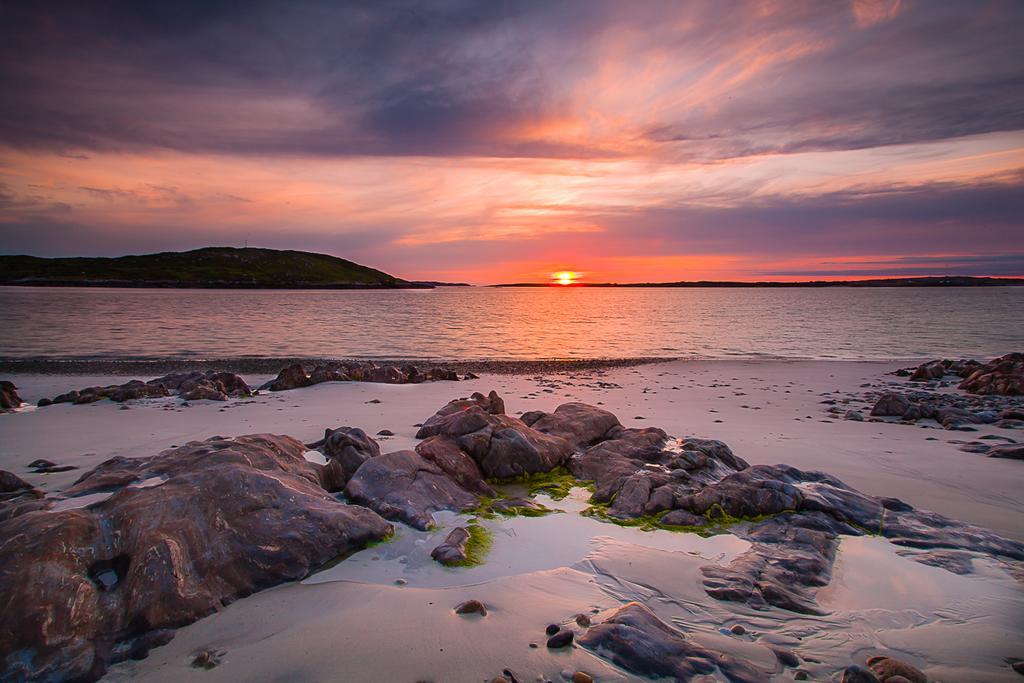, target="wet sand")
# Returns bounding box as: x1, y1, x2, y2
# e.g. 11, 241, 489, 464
2, 360, 1023, 681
